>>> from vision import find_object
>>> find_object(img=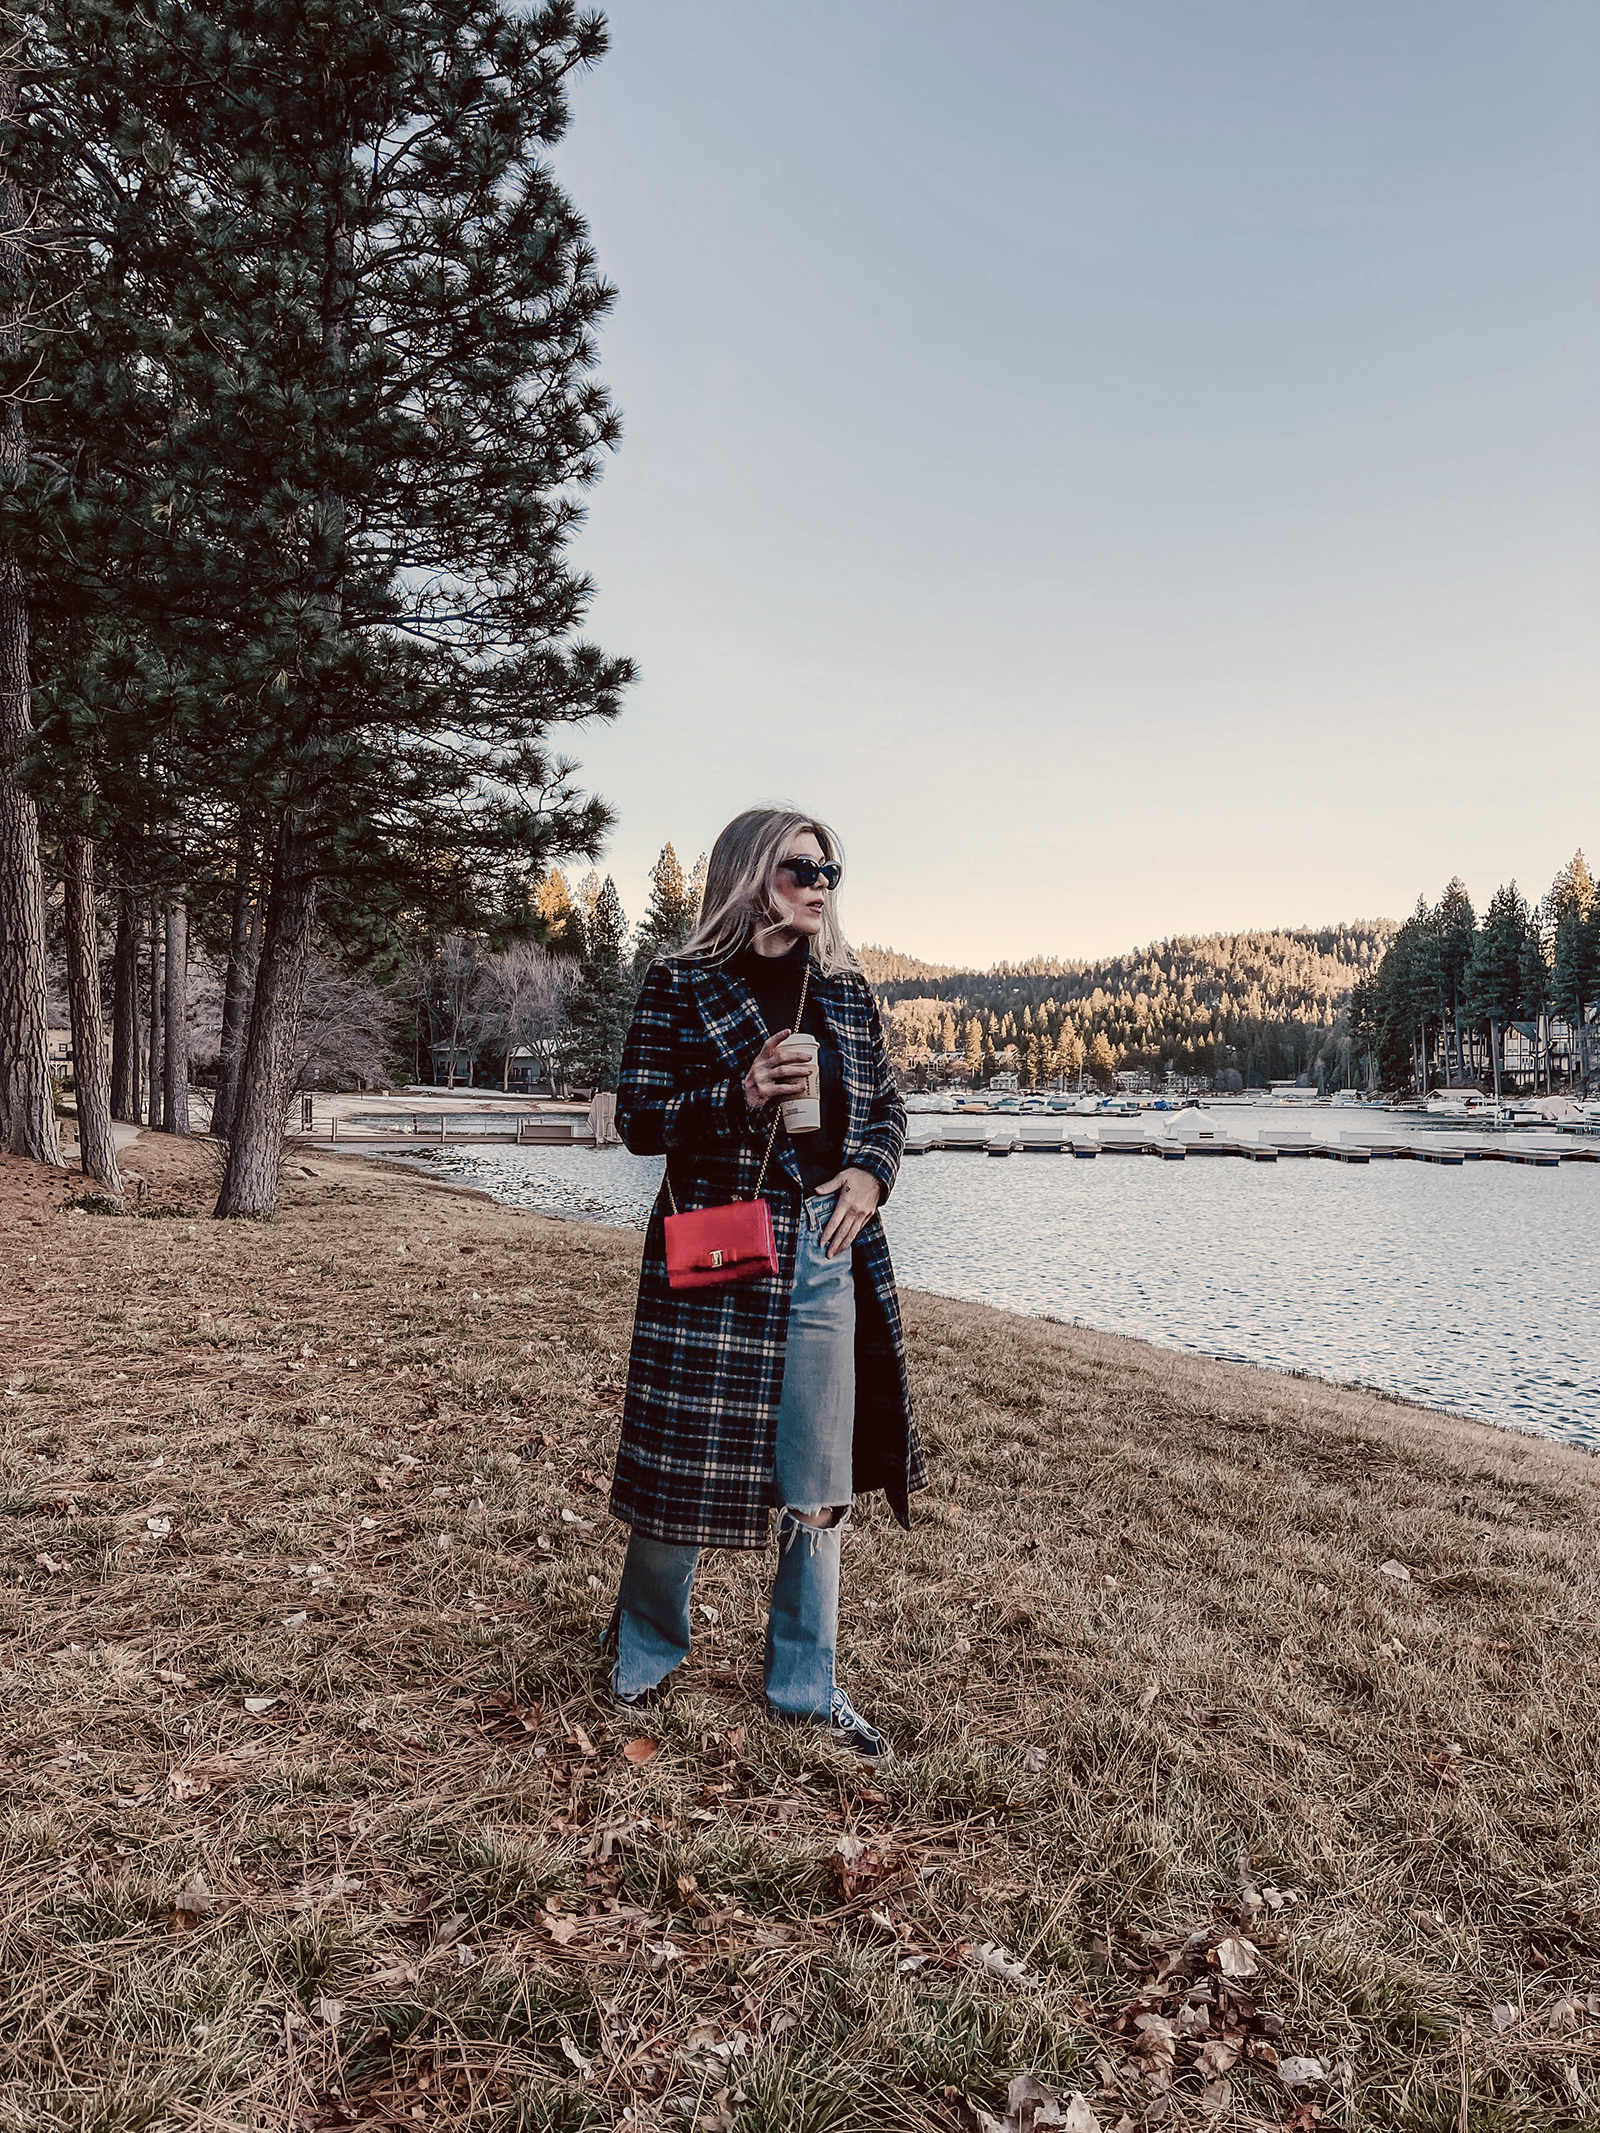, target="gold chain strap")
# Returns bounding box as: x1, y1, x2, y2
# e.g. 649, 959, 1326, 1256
664, 961, 810, 1217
